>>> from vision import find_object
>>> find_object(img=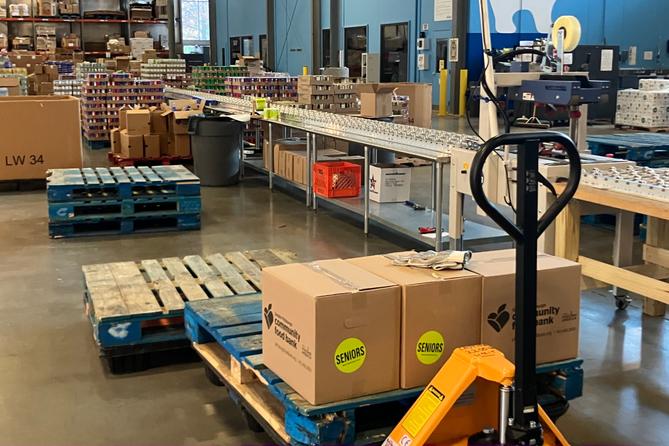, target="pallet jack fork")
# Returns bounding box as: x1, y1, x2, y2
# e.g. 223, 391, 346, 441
385, 132, 581, 446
